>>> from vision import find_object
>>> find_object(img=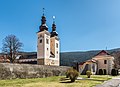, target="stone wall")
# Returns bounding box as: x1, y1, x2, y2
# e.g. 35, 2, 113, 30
0, 63, 70, 80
